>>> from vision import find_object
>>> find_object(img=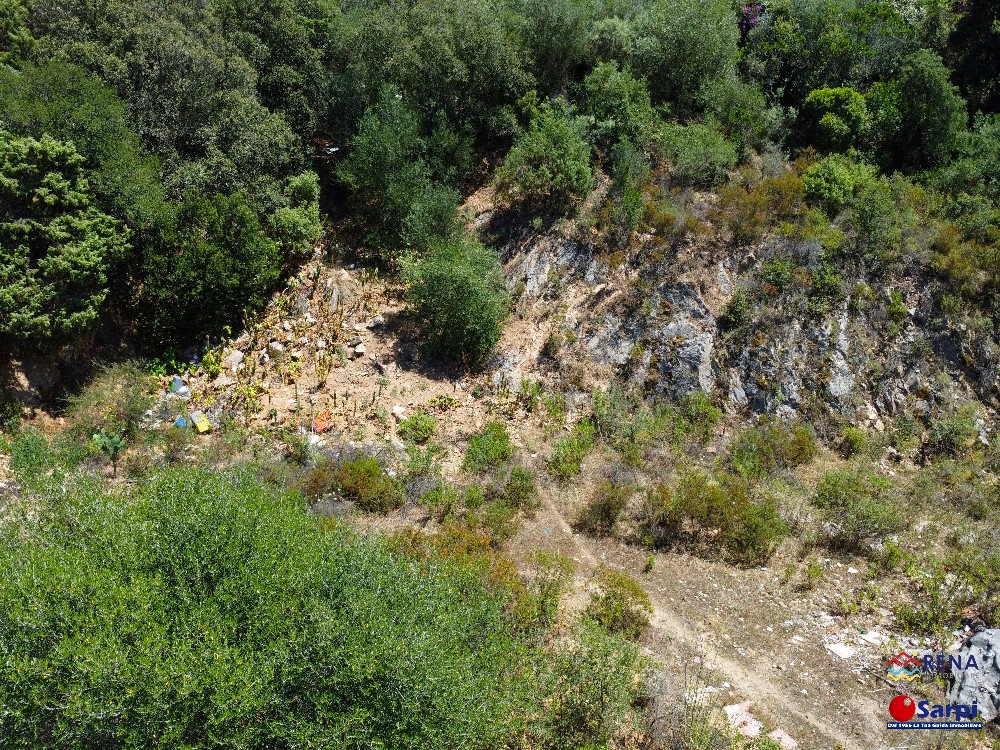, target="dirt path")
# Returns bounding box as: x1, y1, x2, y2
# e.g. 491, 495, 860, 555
510, 498, 904, 750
